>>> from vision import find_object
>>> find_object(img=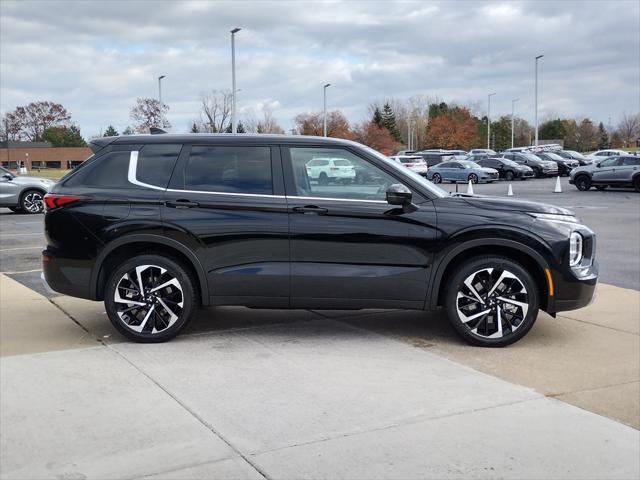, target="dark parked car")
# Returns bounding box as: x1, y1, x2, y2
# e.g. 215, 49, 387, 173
536, 152, 579, 176
556, 150, 593, 166
500, 152, 558, 177
413, 150, 454, 167
569, 155, 640, 192
476, 158, 534, 180
42, 134, 597, 347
